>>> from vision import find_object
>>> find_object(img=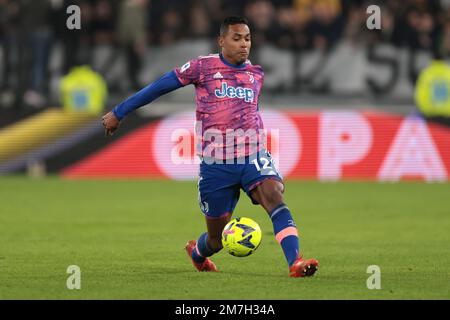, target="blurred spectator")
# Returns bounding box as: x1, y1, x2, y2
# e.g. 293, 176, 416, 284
60, 64, 107, 115
272, 7, 297, 49
148, 0, 189, 45
189, 2, 211, 39
9, 0, 54, 109
159, 9, 185, 45
53, 0, 94, 74
439, 17, 450, 57
404, 9, 439, 50
342, 3, 366, 45
364, 3, 397, 45
0, 0, 21, 107
415, 52, 450, 122
116, 0, 149, 91
203, 0, 228, 38
245, 0, 276, 56
91, 0, 116, 45
305, 0, 345, 51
